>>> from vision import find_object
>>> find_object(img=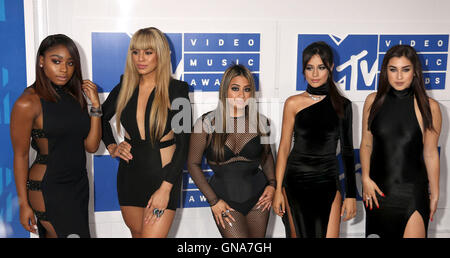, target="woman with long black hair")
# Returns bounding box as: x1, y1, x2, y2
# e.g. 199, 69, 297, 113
360, 45, 441, 238
11, 34, 101, 238
272, 41, 357, 238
